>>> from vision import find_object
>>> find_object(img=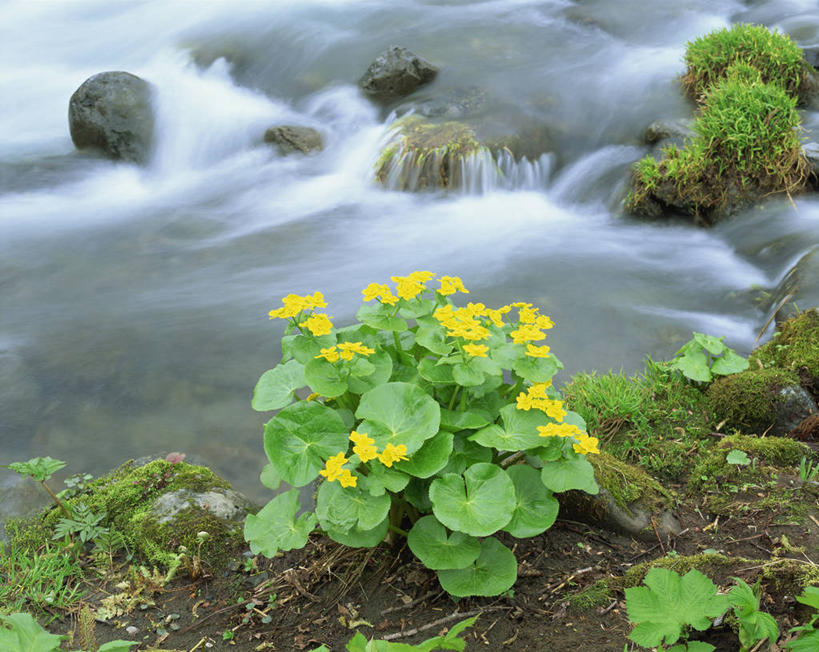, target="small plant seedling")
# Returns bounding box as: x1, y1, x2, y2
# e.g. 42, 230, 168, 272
786, 586, 819, 650
668, 333, 749, 384
728, 578, 778, 651
2, 457, 72, 518
726, 450, 751, 466
53, 503, 107, 543
798, 456, 818, 483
